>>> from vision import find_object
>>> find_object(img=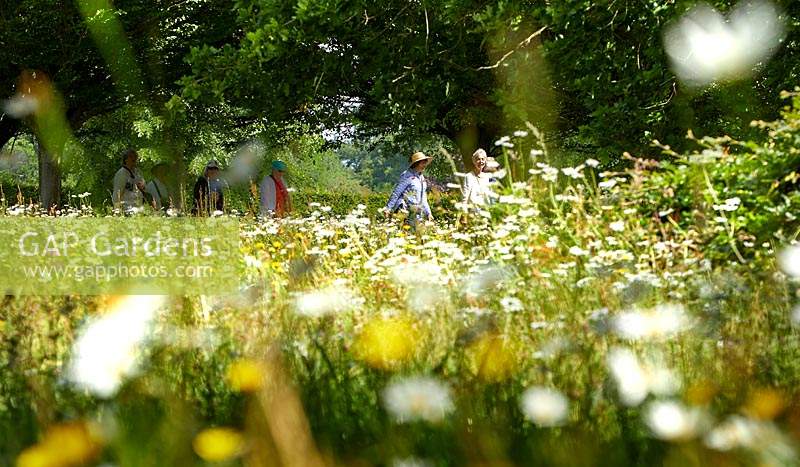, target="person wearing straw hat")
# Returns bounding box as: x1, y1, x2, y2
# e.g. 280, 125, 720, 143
383, 151, 434, 225
192, 159, 226, 216
260, 160, 293, 217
